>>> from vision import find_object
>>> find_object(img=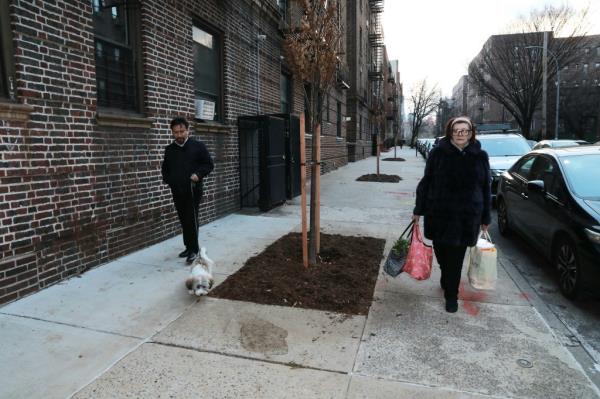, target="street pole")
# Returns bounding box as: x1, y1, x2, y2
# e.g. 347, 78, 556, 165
542, 32, 548, 139
526, 45, 560, 140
